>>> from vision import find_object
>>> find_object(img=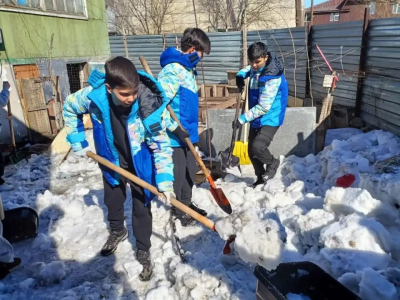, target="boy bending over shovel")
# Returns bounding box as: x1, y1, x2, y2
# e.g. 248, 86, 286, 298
63, 57, 175, 281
